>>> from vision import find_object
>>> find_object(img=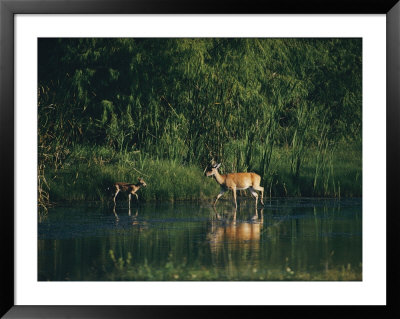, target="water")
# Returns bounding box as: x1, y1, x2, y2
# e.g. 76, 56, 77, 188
38, 198, 362, 281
